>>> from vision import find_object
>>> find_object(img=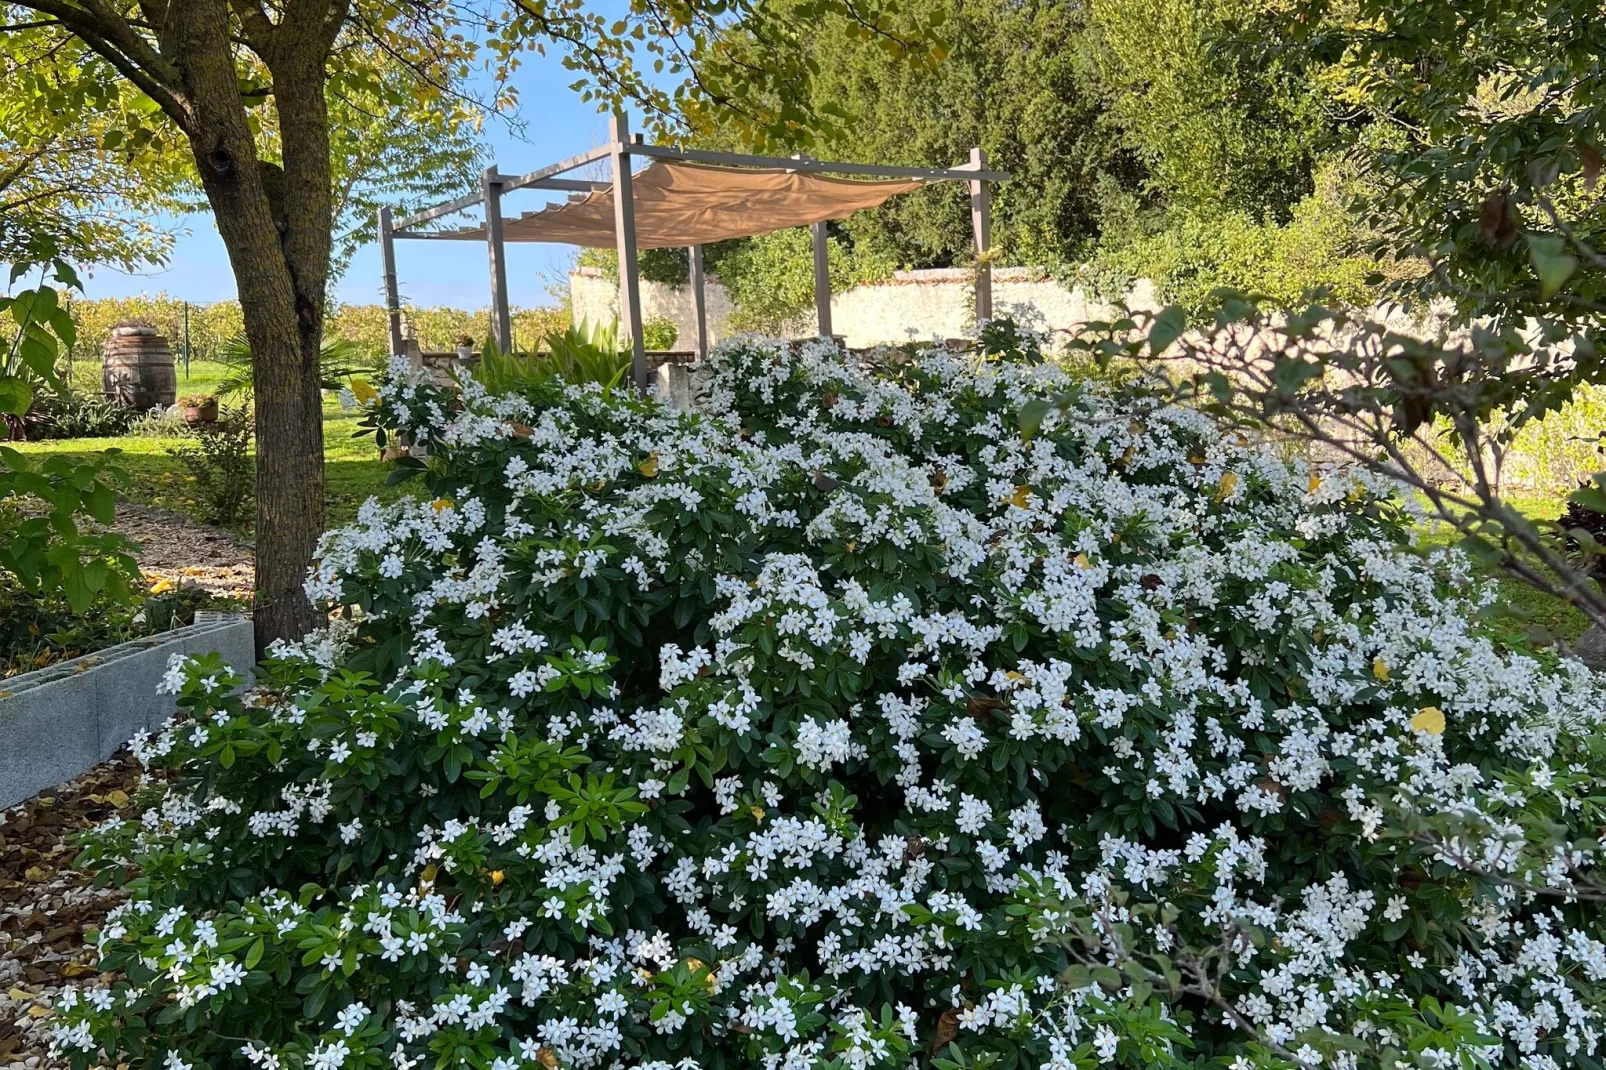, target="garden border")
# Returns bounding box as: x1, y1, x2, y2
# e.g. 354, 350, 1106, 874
0, 613, 254, 809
